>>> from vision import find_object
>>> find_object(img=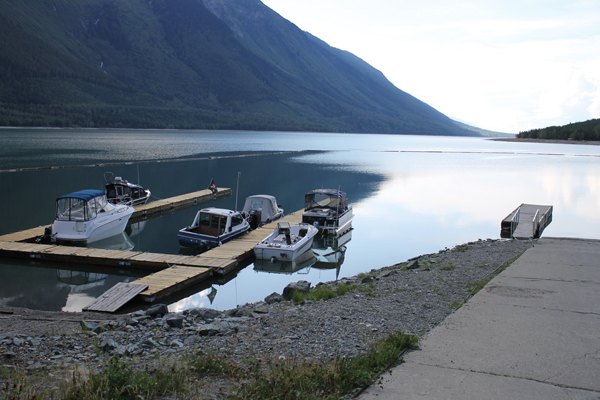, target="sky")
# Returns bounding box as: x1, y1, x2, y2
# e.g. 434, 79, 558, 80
261, 0, 600, 133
